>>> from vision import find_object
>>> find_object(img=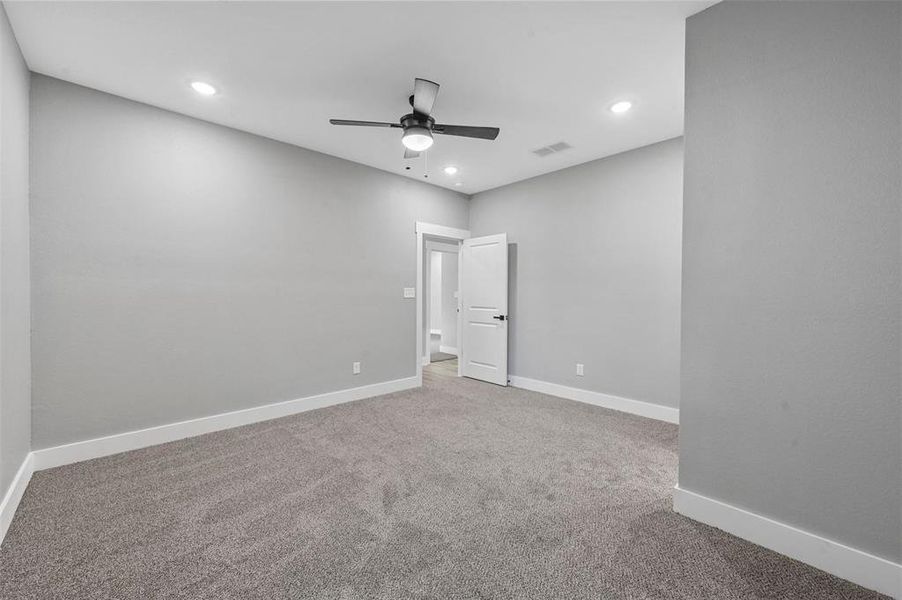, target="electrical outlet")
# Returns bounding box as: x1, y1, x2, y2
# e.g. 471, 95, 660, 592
576, 363, 584, 376
353, 362, 361, 375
